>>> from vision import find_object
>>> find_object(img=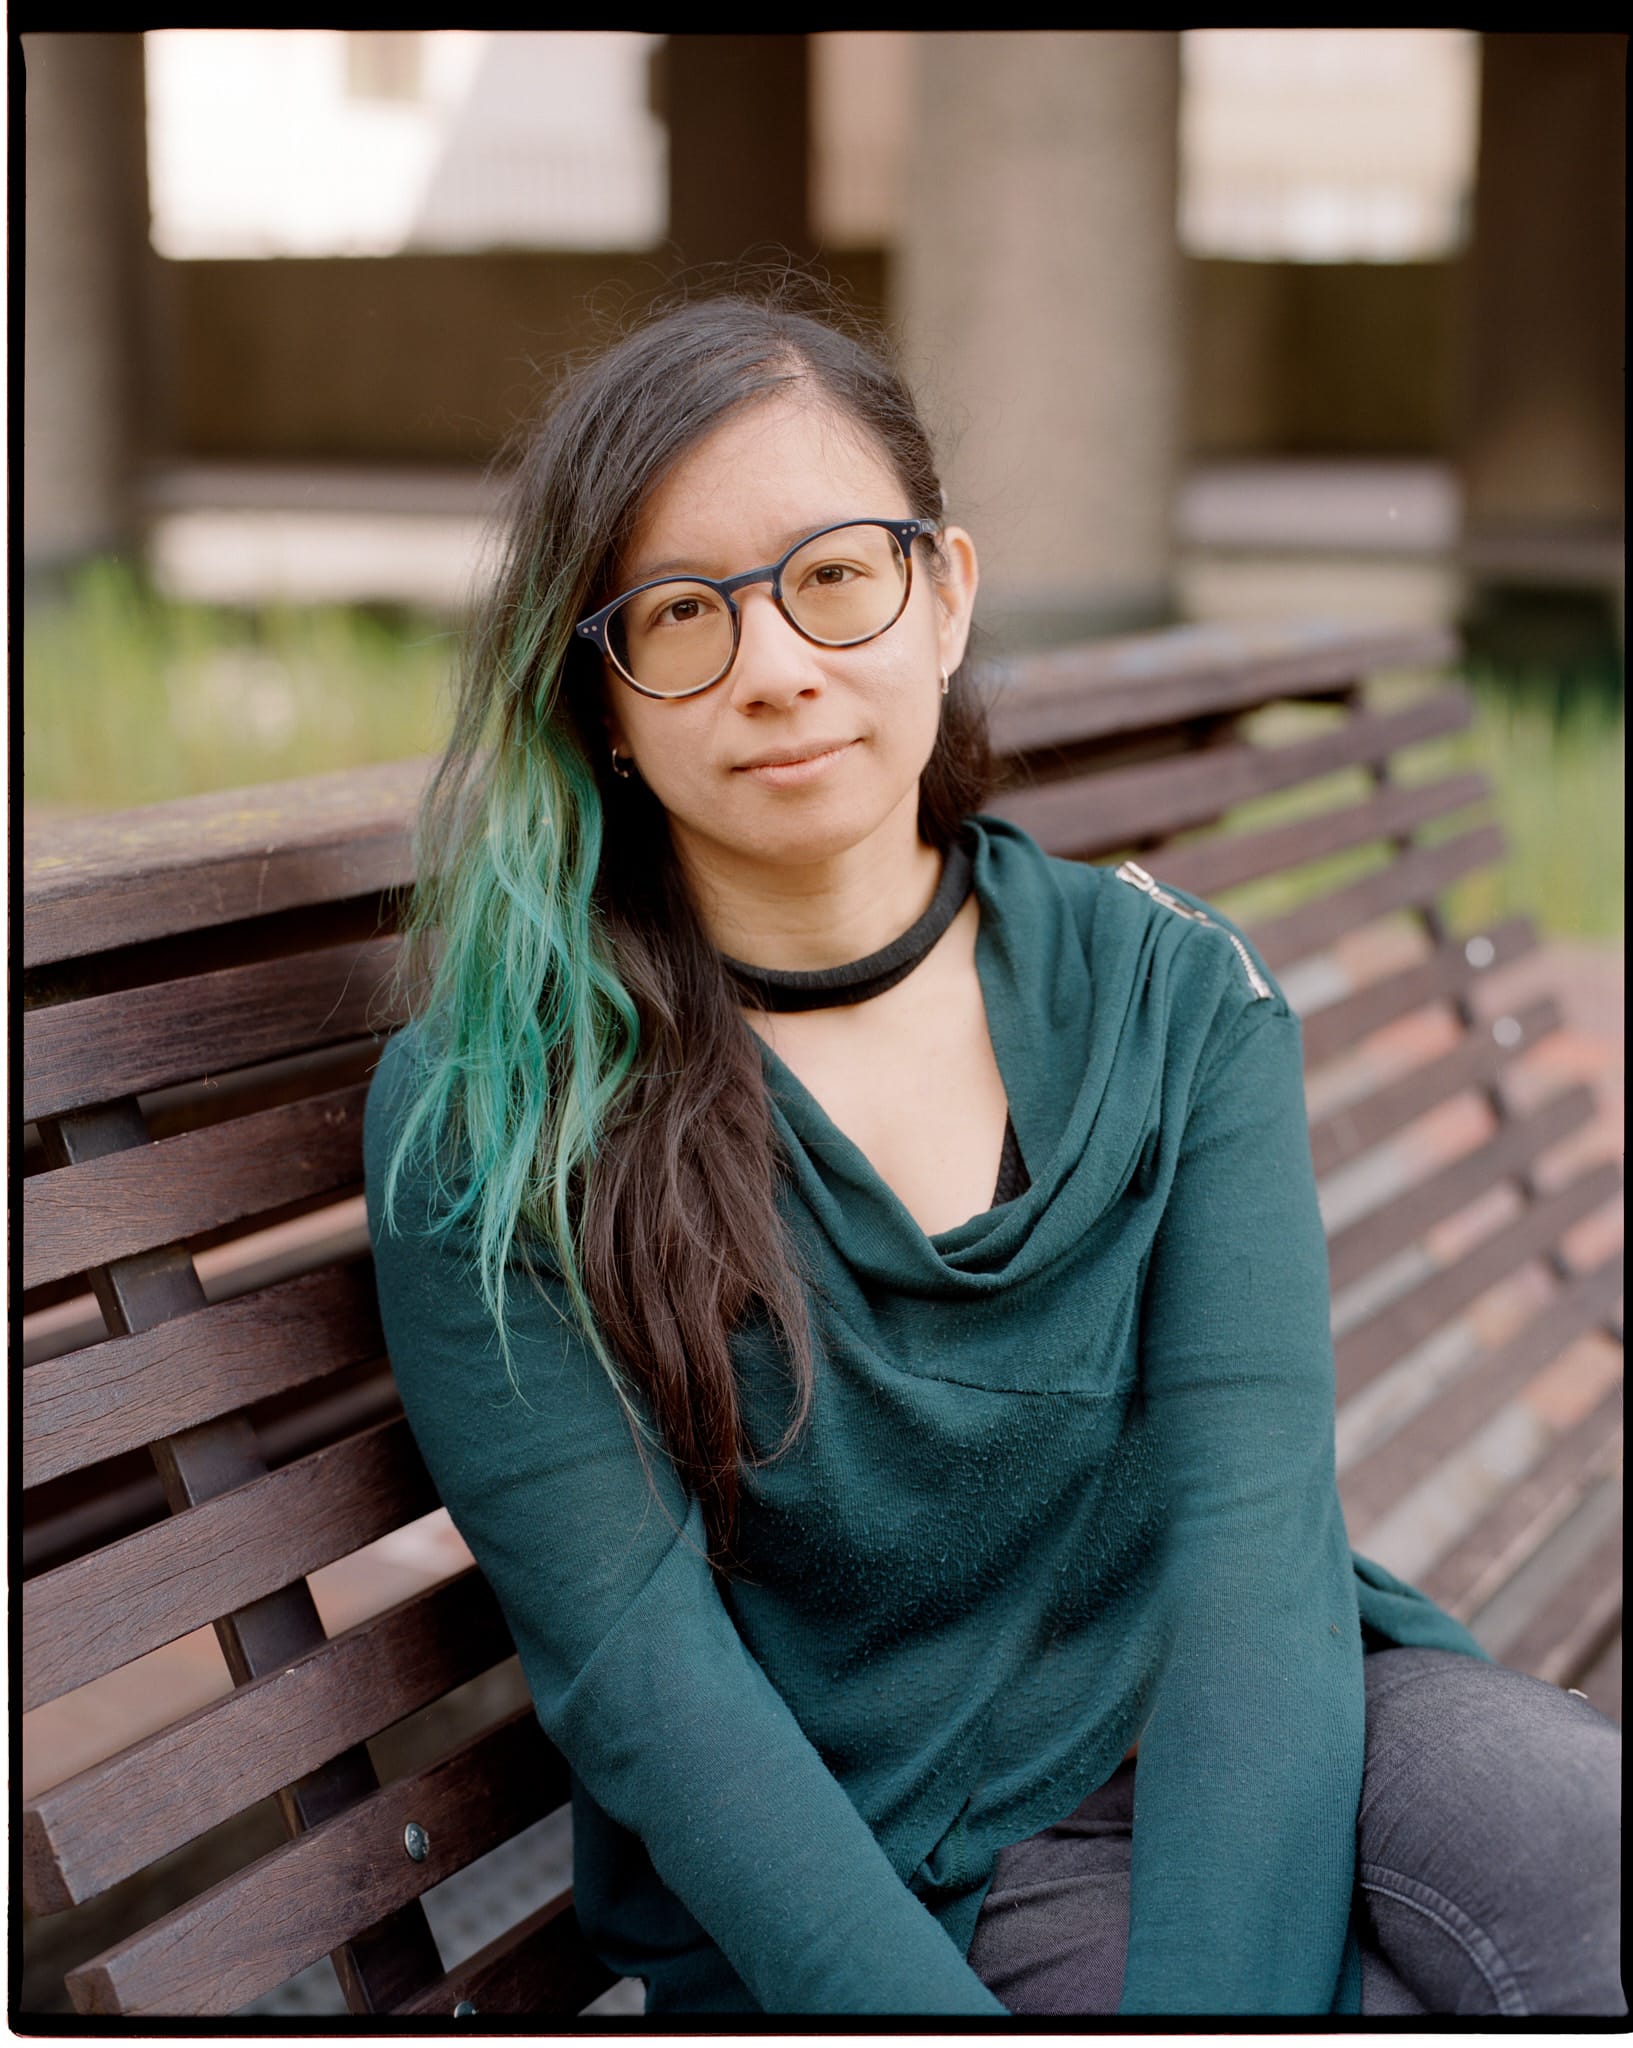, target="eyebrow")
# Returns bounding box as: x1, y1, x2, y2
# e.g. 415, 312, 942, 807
625, 518, 877, 585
